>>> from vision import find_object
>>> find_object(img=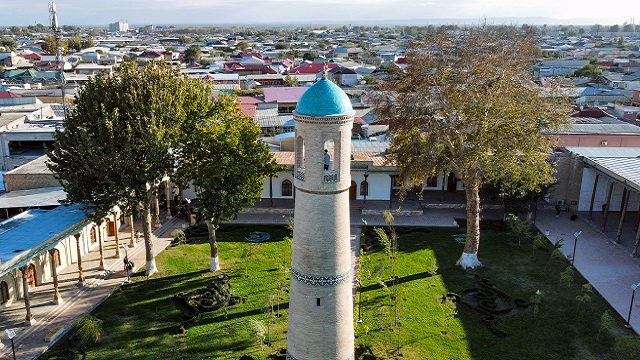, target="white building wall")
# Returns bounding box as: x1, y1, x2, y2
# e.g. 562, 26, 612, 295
261, 172, 295, 198
578, 168, 640, 212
